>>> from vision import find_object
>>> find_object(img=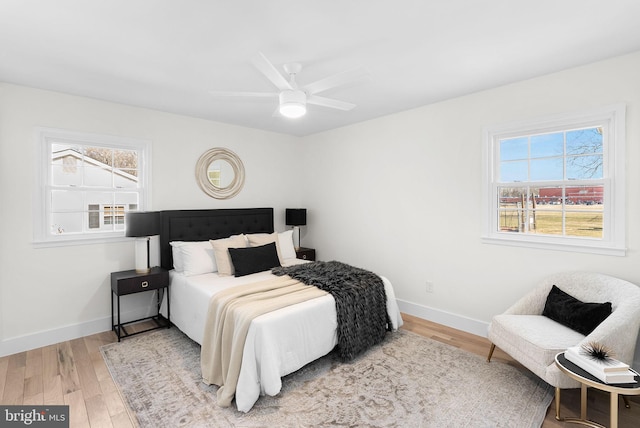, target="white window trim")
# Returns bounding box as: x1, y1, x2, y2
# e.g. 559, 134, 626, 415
481, 104, 626, 256
33, 127, 152, 248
